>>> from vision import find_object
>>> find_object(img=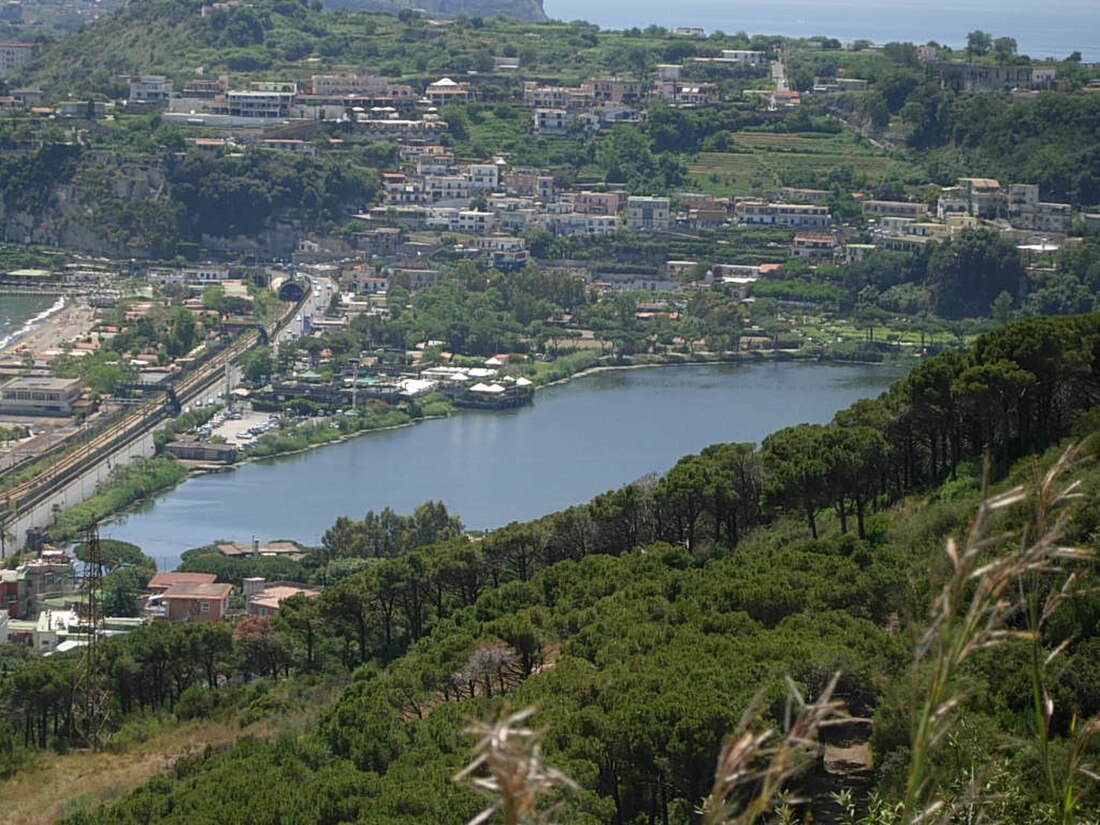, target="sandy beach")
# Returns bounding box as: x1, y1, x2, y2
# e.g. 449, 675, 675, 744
0, 296, 96, 360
